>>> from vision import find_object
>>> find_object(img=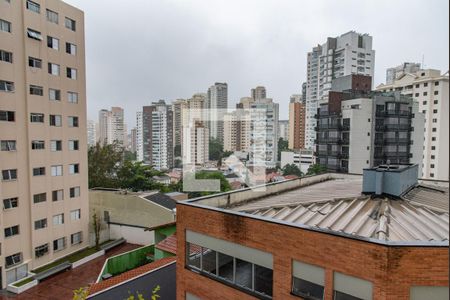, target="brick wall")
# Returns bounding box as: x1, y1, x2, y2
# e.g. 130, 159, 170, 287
176, 204, 449, 300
